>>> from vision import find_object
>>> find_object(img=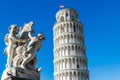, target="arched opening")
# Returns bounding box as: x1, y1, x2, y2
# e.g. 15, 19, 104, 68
61, 16, 64, 21
69, 59, 72, 69
77, 64, 79, 68
73, 72, 77, 80
71, 13, 74, 21
73, 23, 76, 32
67, 23, 69, 32
70, 23, 72, 32
77, 59, 79, 69
68, 35, 70, 43
66, 12, 68, 17
71, 45, 74, 55
71, 34, 73, 43
64, 35, 67, 43
73, 58, 75, 68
